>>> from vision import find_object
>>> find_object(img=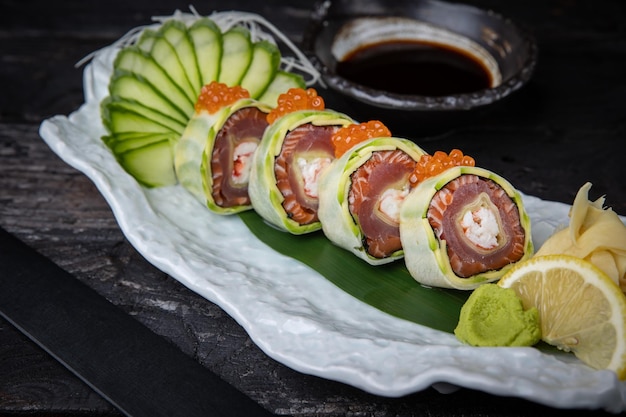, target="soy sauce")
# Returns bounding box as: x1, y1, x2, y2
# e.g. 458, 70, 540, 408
335, 40, 494, 96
